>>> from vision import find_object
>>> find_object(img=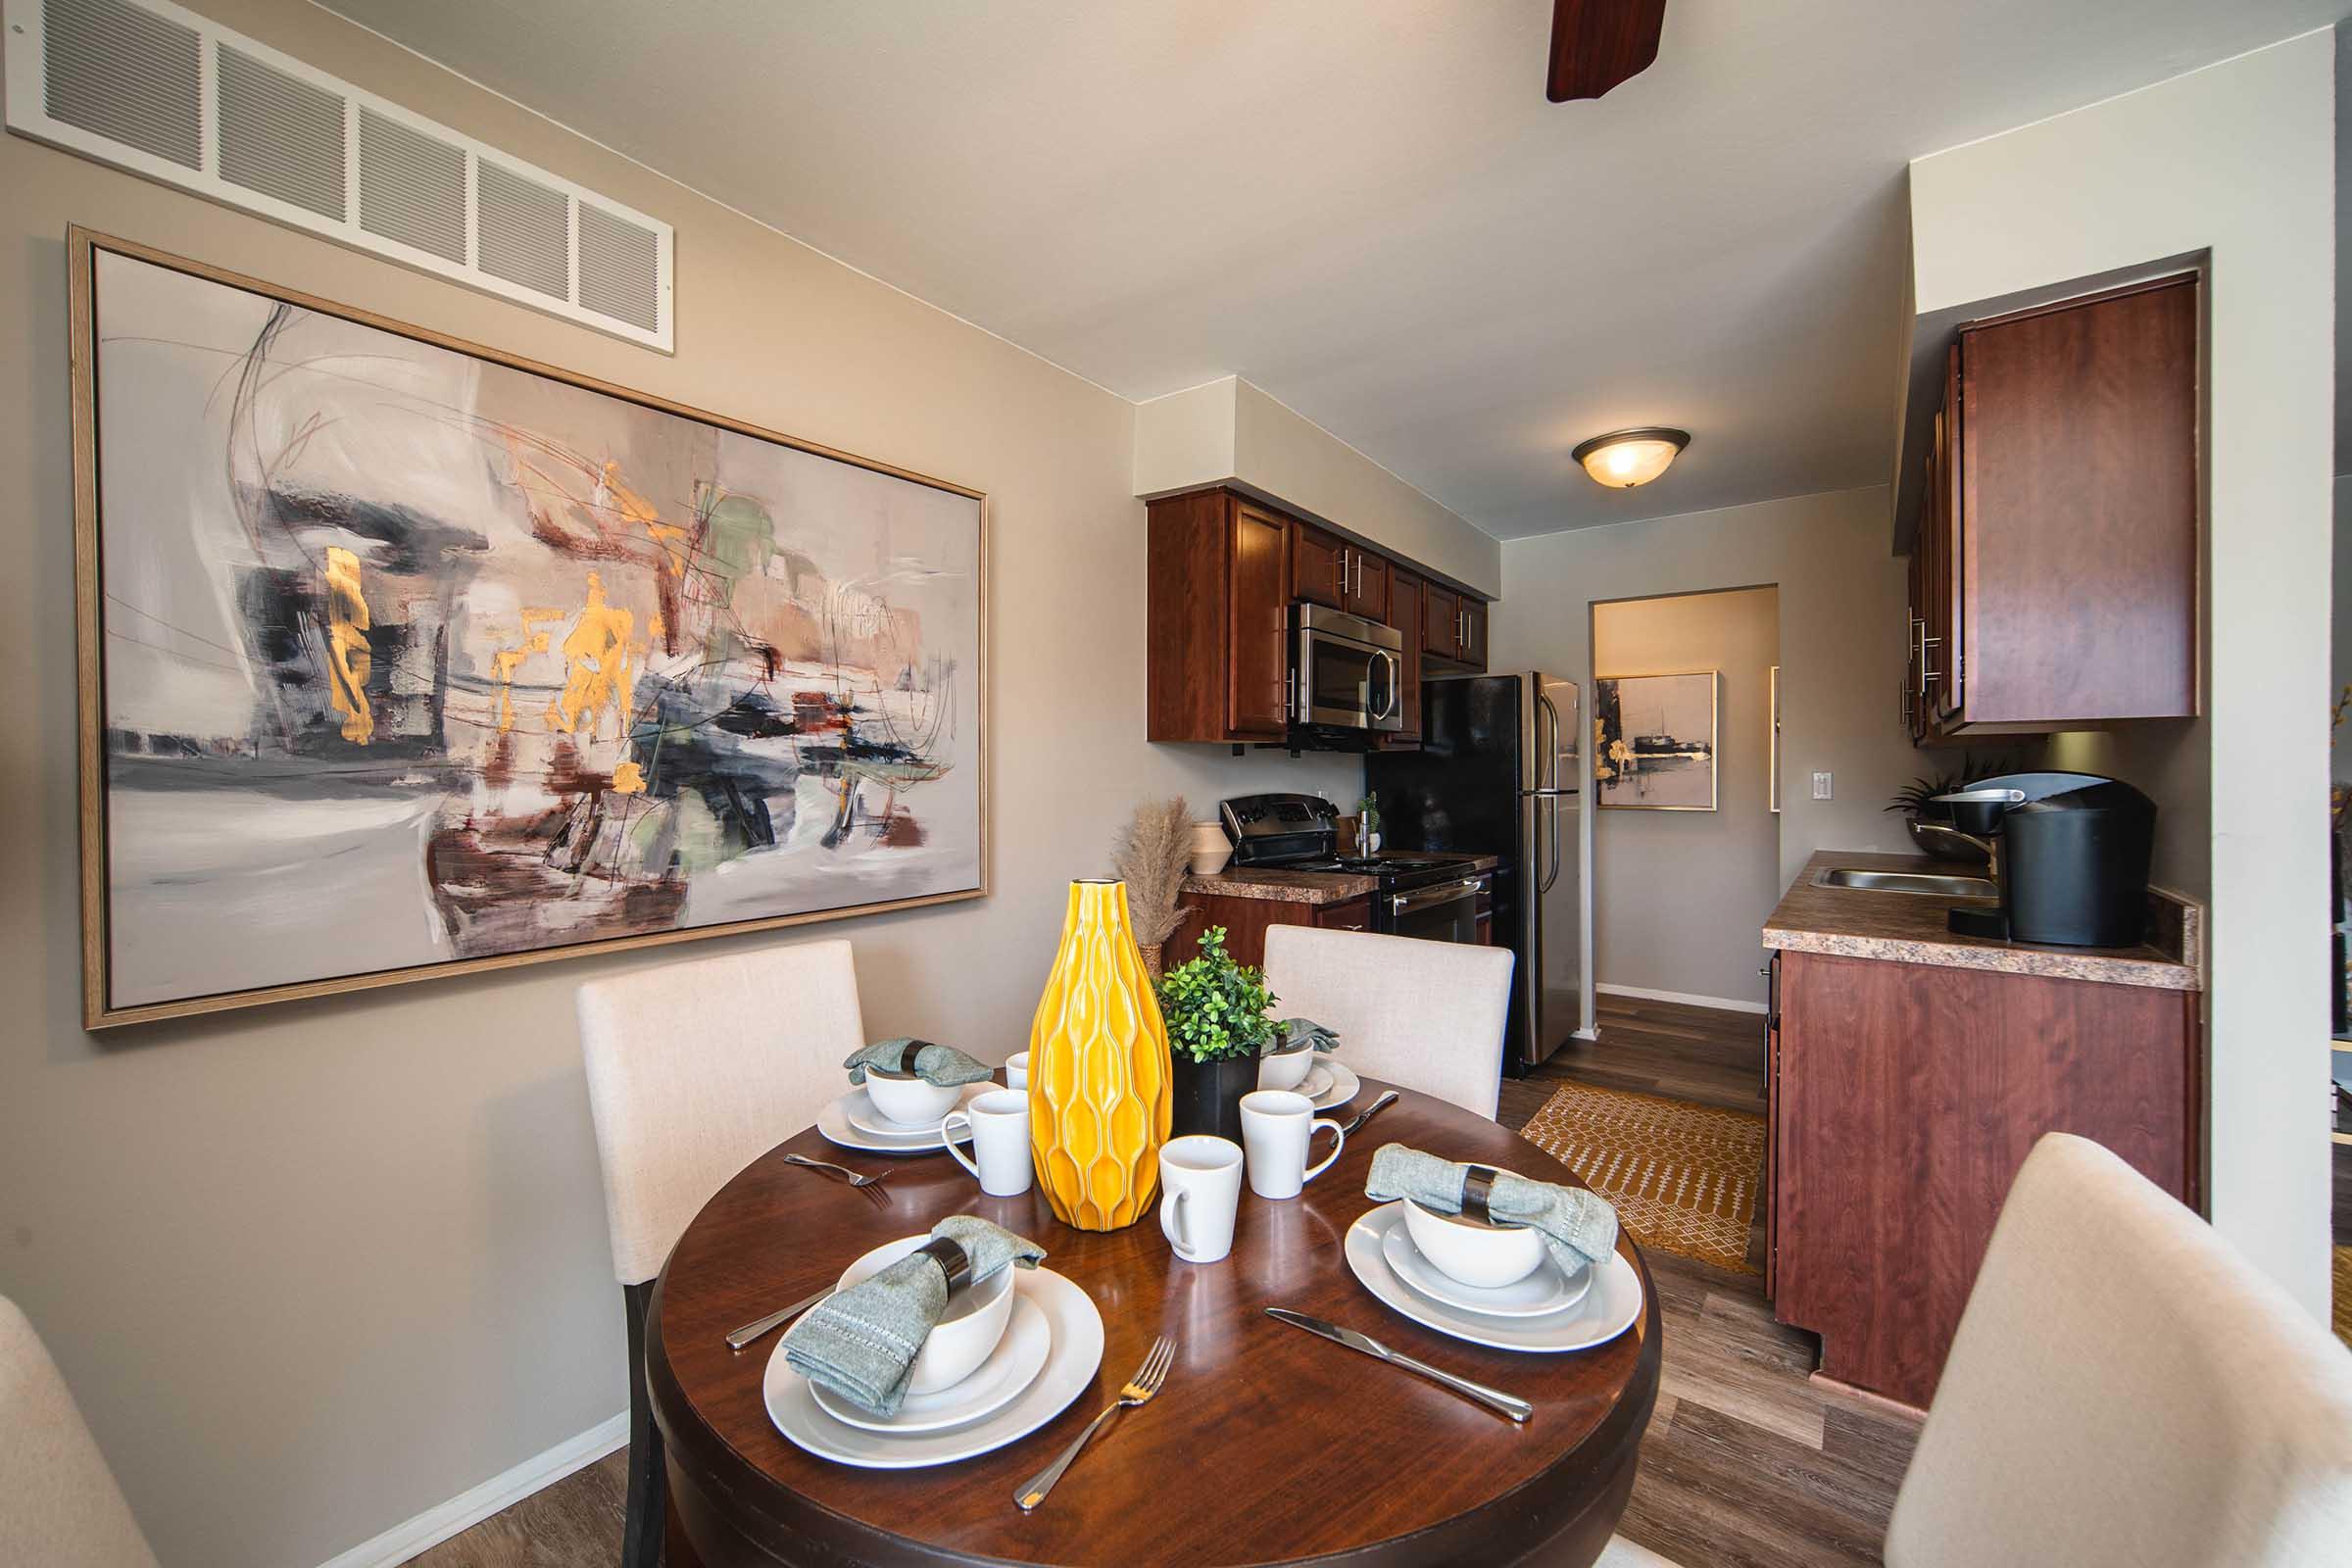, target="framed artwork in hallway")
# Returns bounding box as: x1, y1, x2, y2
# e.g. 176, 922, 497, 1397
69, 229, 987, 1028
1593, 670, 1717, 811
